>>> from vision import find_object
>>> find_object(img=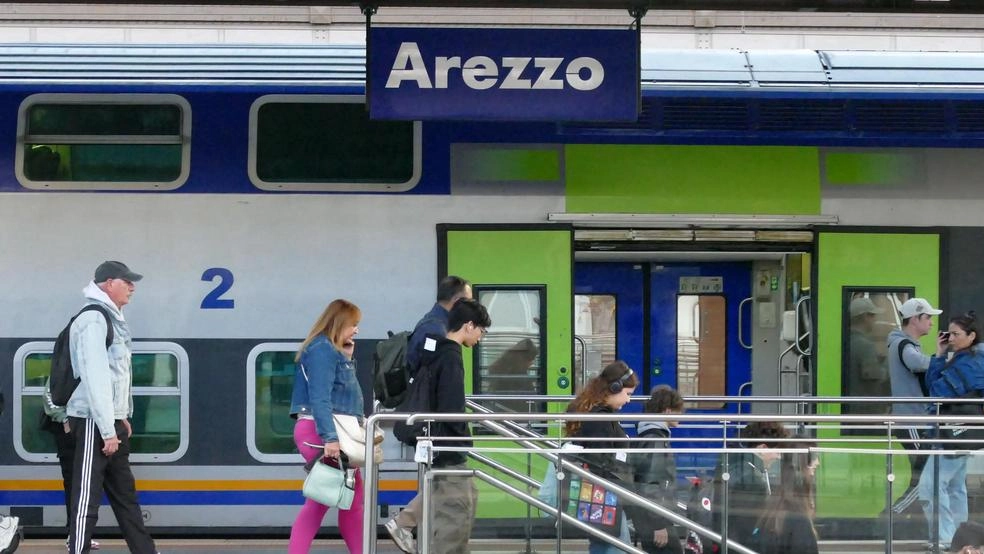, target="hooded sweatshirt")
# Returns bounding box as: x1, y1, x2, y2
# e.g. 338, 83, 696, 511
419, 334, 472, 467
65, 281, 133, 440
886, 329, 931, 415
627, 420, 677, 535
